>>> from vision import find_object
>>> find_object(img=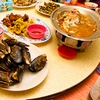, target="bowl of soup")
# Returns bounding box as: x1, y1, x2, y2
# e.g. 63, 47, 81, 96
50, 6, 100, 51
